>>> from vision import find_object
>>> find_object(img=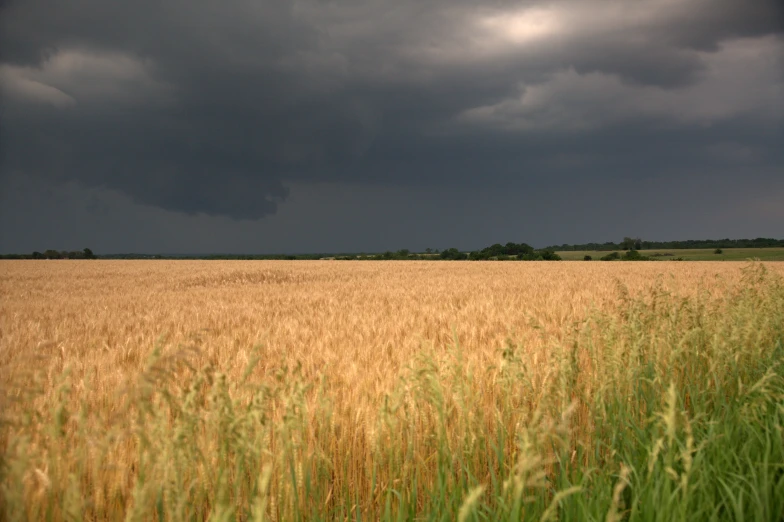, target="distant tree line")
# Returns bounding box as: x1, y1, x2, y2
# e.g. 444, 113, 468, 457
322, 242, 561, 261
544, 237, 784, 252
468, 242, 561, 261
3, 237, 781, 260
0, 248, 96, 260
1, 243, 562, 261
595, 250, 676, 262
98, 253, 323, 260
